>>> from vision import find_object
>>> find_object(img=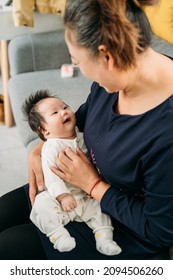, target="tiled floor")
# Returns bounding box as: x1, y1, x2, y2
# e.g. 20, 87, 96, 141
0, 73, 28, 197
0, 124, 28, 196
